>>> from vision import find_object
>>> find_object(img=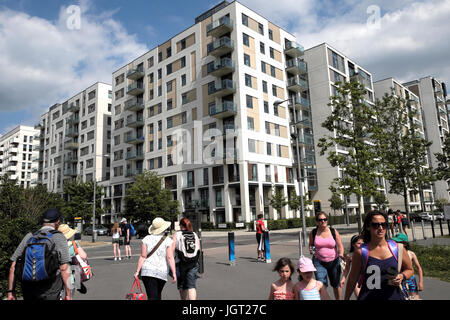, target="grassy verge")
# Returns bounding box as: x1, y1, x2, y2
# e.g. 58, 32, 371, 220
409, 244, 450, 282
